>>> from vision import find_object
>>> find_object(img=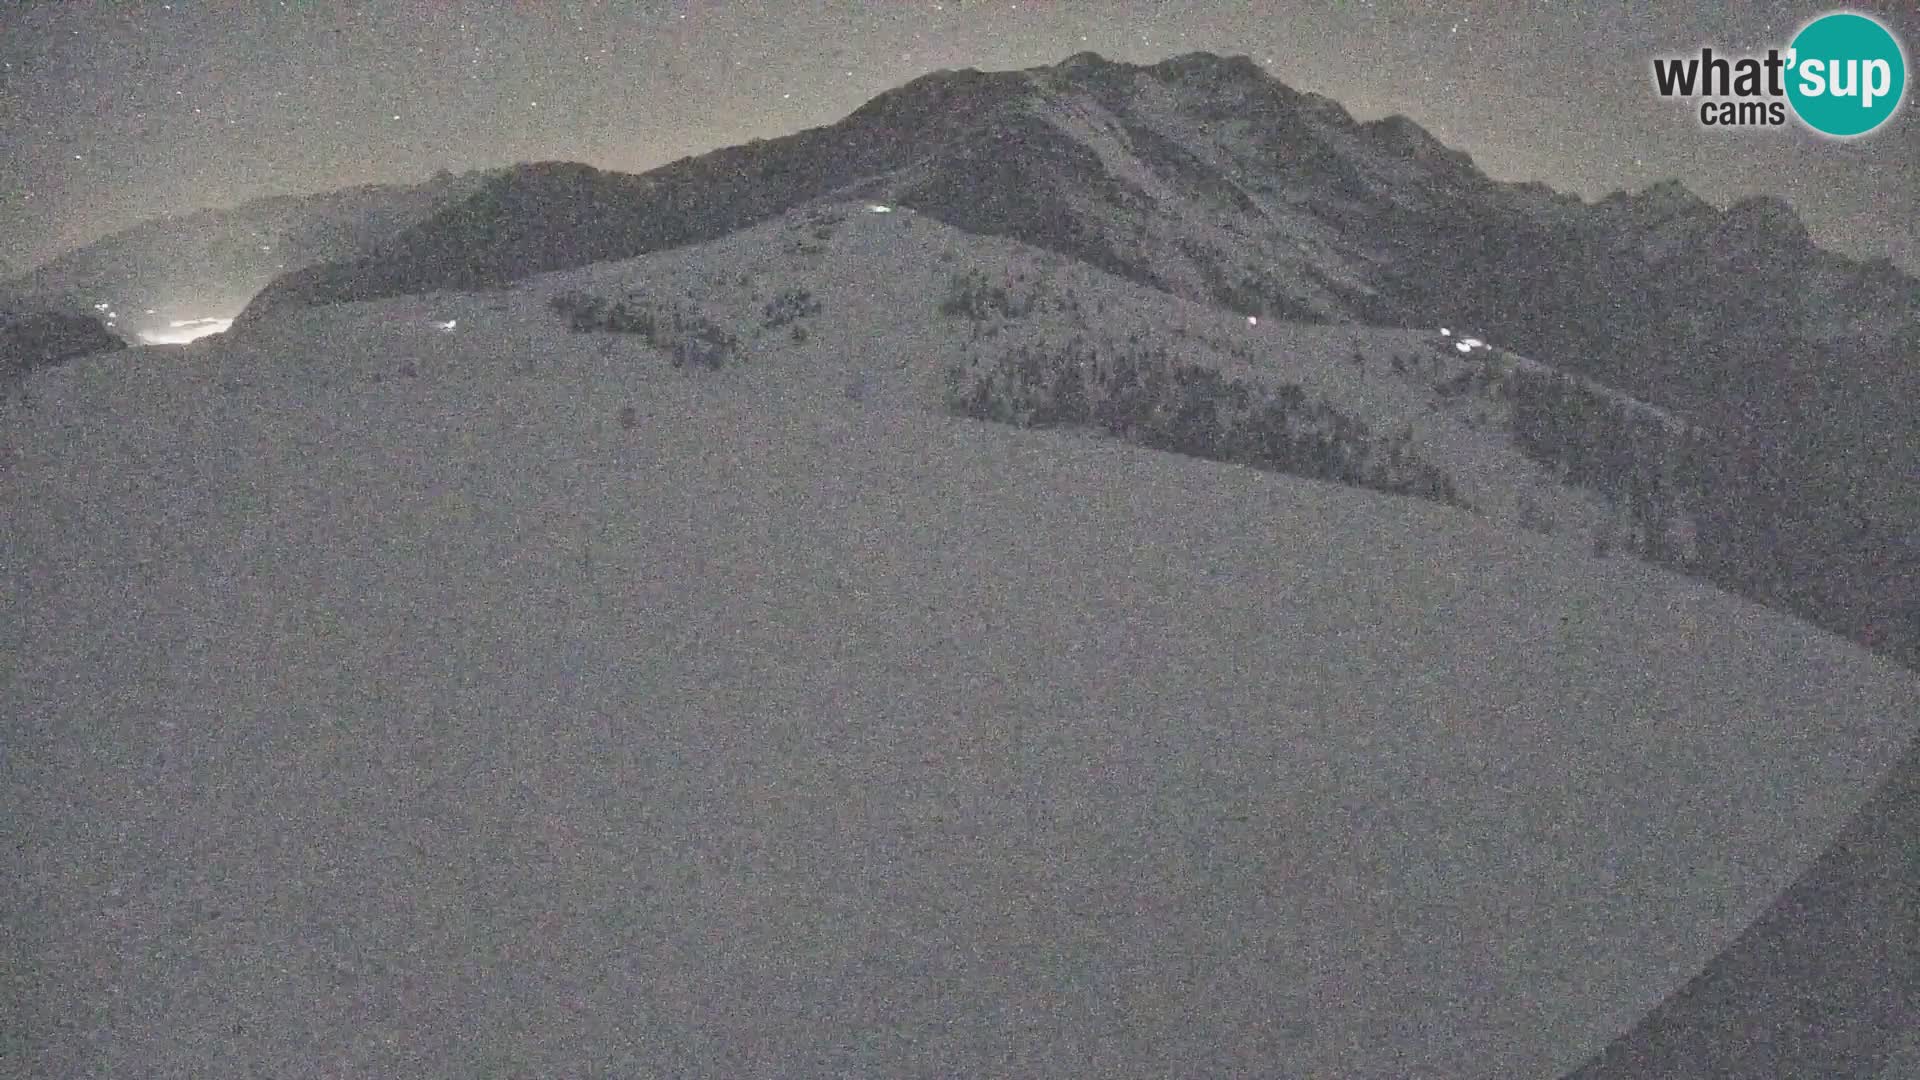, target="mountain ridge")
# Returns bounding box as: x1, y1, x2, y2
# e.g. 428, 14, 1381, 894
241, 50, 1914, 347
226, 49, 1920, 671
